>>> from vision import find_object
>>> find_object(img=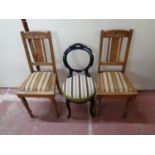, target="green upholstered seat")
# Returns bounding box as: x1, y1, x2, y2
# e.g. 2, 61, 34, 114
62, 74, 95, 103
